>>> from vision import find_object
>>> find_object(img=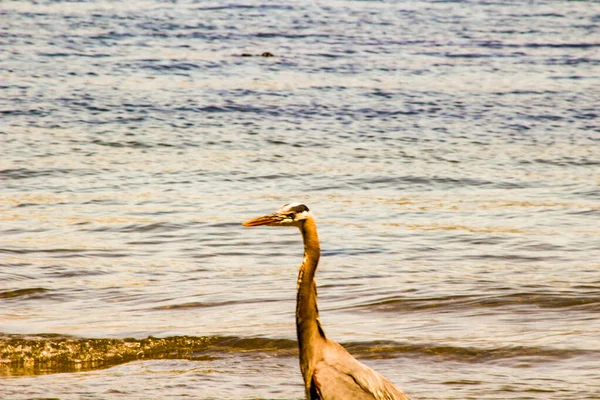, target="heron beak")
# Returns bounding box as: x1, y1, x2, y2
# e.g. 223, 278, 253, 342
242, 214, 281, 227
